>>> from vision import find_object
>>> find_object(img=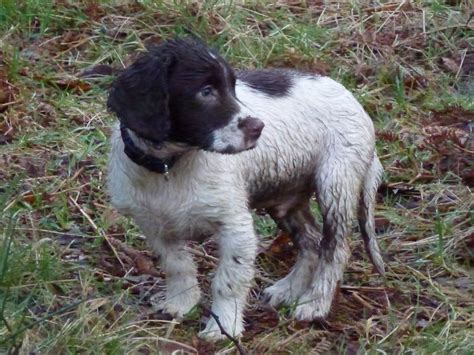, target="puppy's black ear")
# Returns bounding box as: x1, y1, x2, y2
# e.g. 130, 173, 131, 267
108, 52, 172, 144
